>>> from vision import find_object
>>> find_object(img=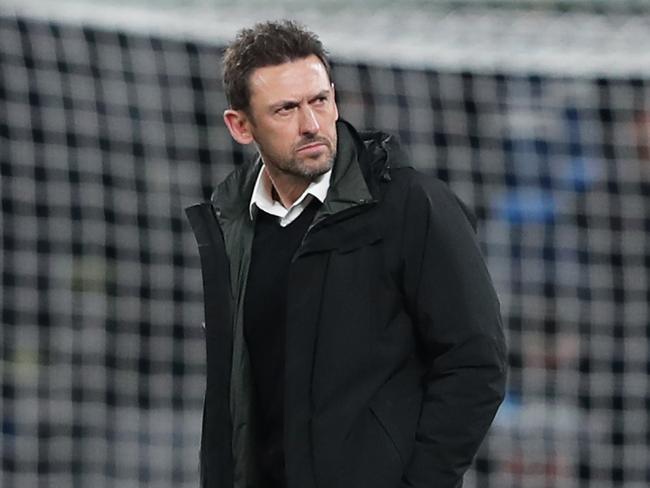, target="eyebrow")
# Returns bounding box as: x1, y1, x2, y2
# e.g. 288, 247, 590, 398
309, 89, 331, 101
269, 88, 332, 112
